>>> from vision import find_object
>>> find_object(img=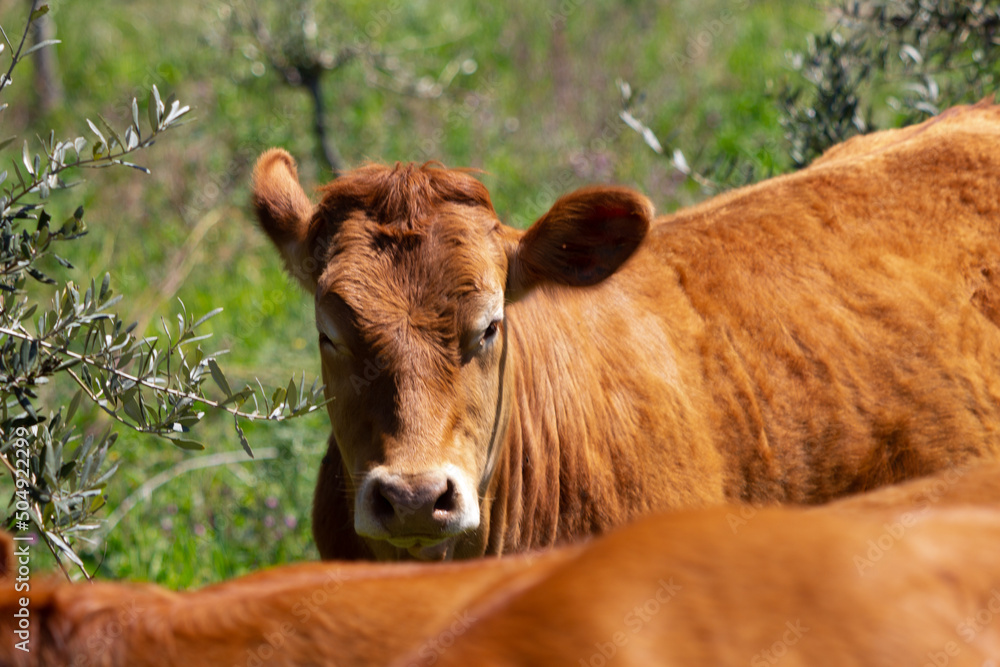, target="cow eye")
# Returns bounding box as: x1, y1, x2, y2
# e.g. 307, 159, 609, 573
319, 332, 340, 352
480, 319, 501, 347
